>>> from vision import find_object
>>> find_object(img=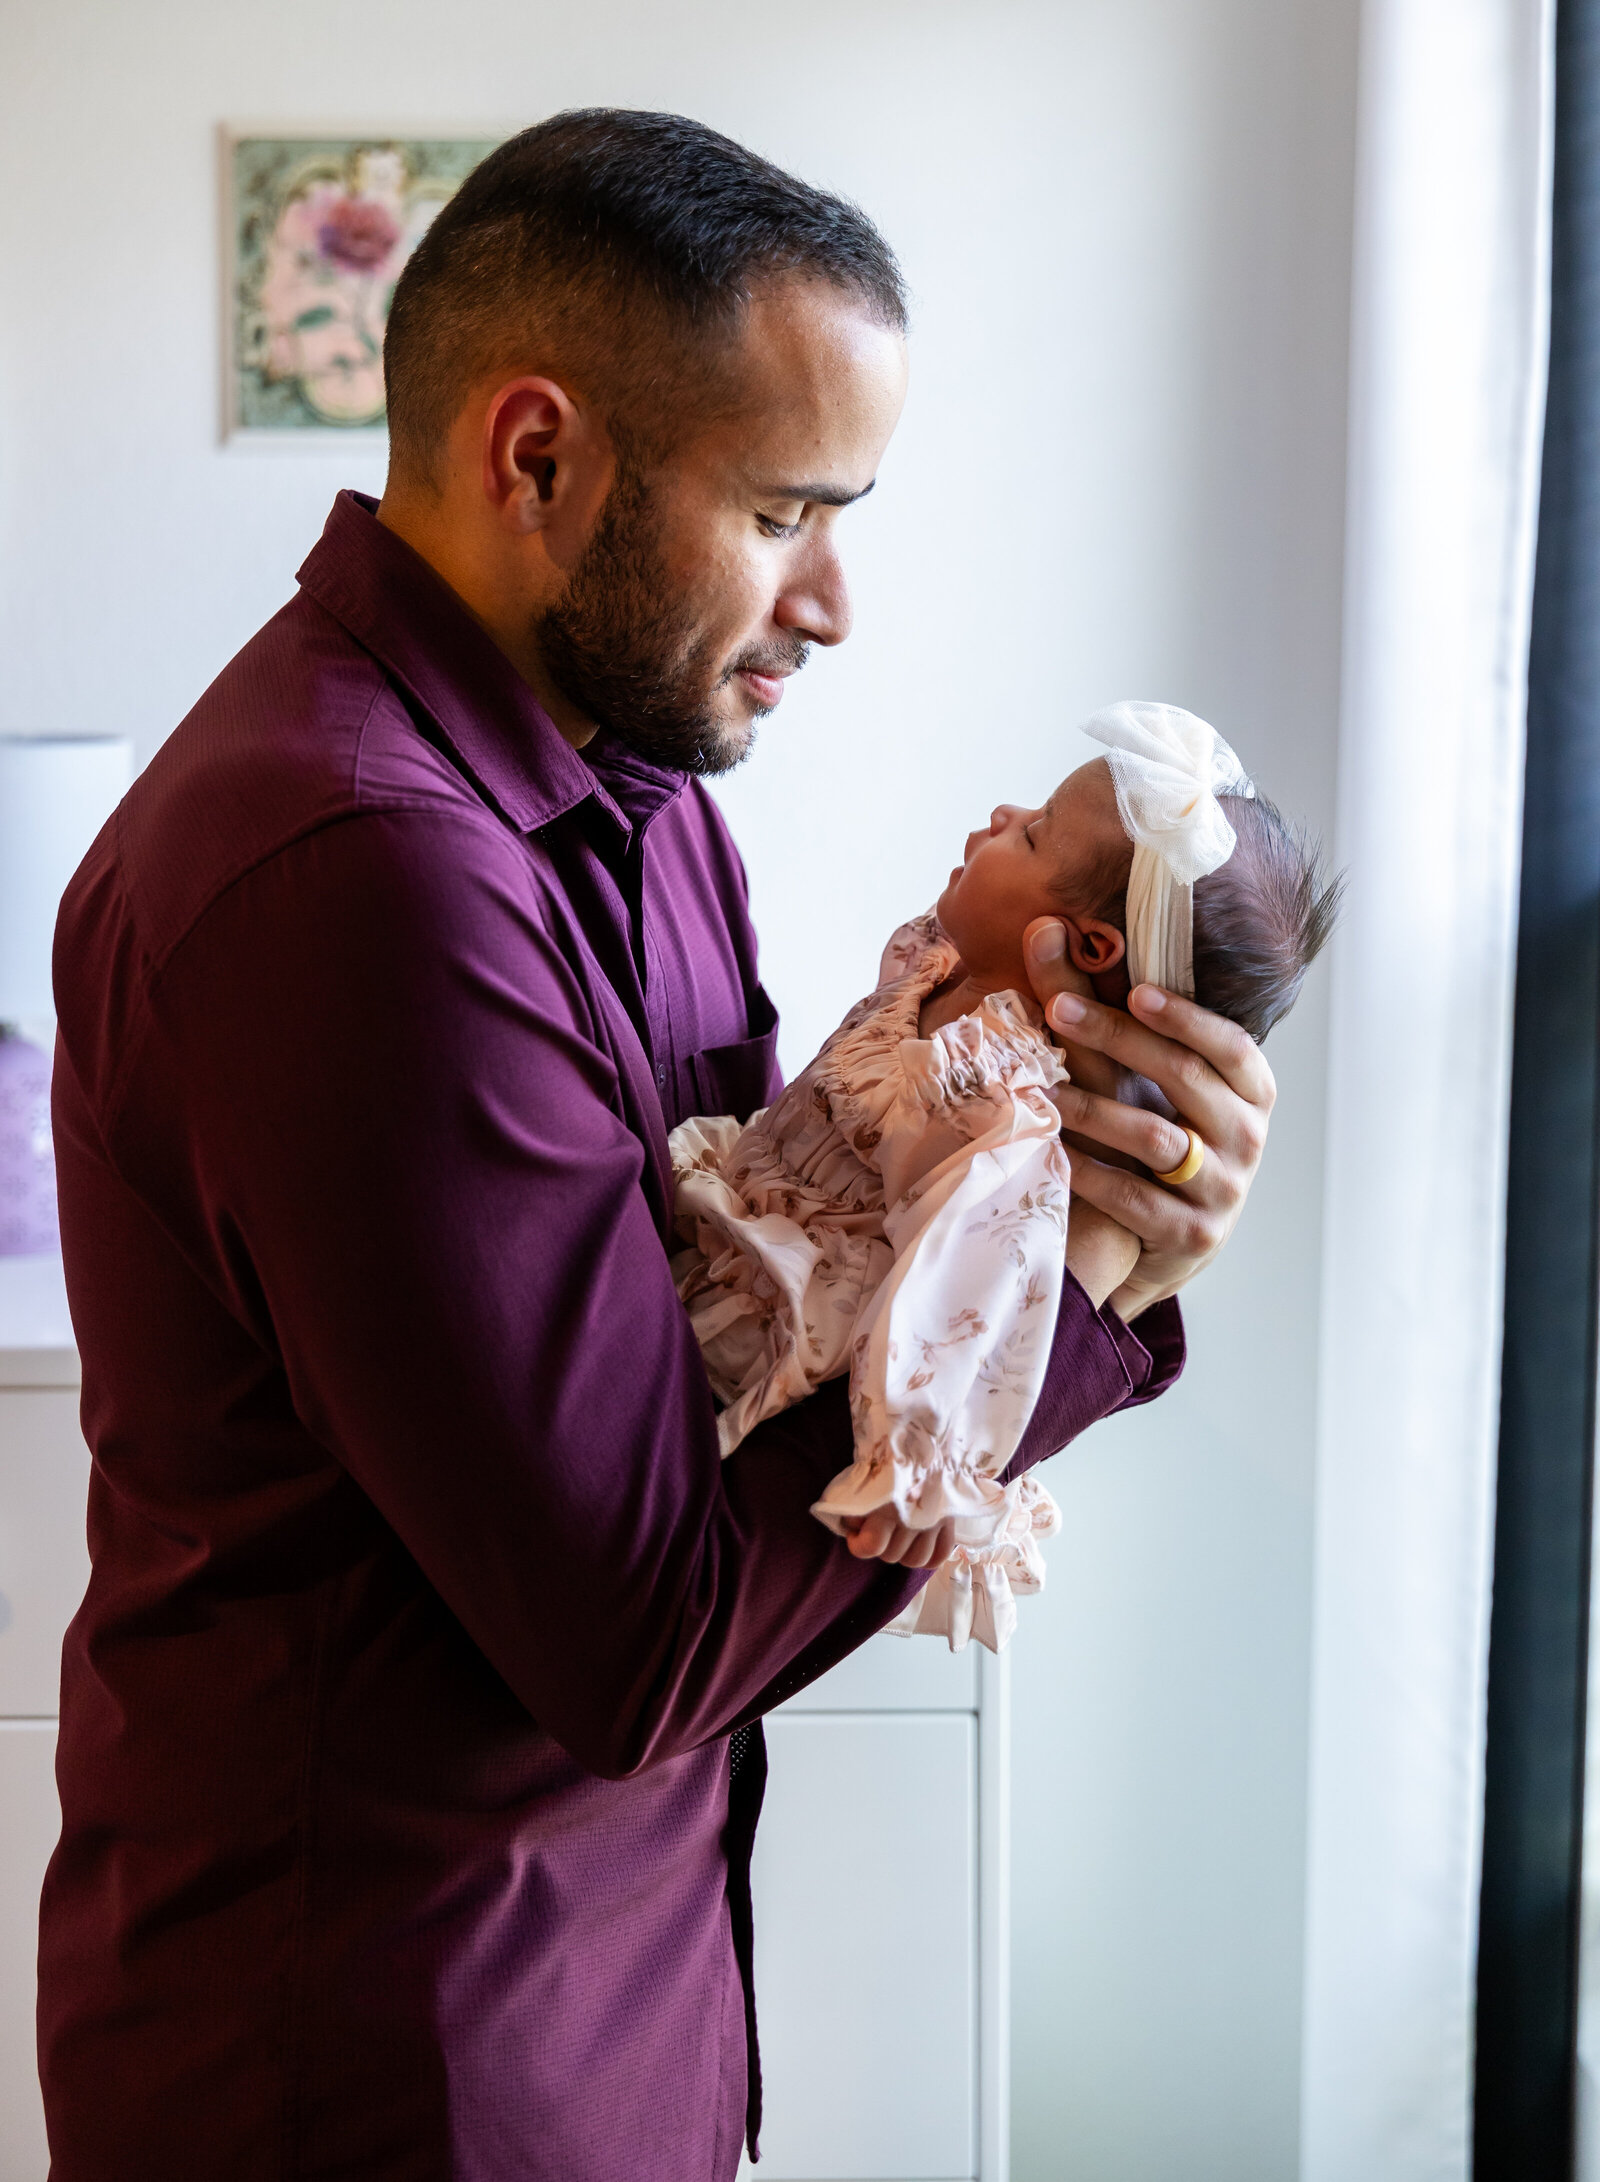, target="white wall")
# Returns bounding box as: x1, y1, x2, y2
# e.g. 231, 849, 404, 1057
0, 2, 1357, 2172
964, 10, 1358, 2180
